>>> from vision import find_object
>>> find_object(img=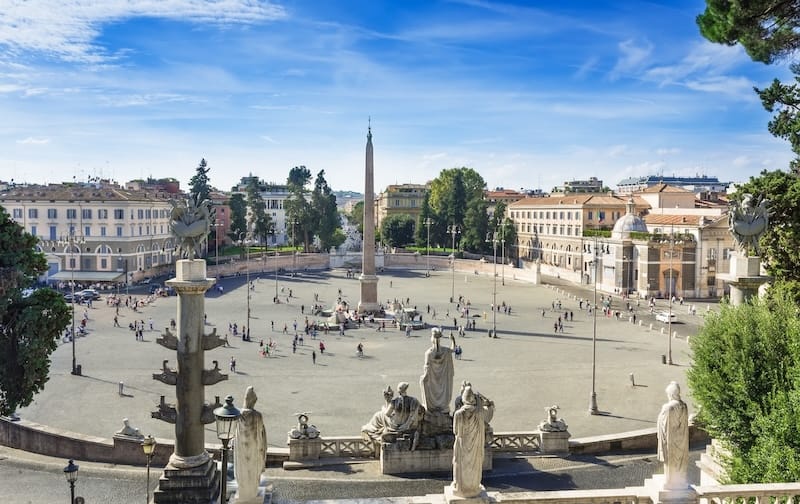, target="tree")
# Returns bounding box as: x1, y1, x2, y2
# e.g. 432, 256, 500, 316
228, 193, 247, 243
697, 0, 800, 64
688, 292, 800, 482
0, 207, 71, 416
380, 214, 416, 247
189, 158, 212, 204
427, 167, 487, 250
461, 197, 489, 253
349, 201, 365, 237
245, 175, 272, 248
310, 170, 342, 252
285, 166, 313, 251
